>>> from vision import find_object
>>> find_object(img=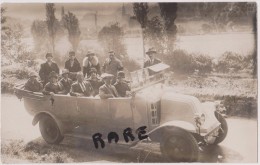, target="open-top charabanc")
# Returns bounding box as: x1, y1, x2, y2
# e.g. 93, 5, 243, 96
14, 63, 228, 162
